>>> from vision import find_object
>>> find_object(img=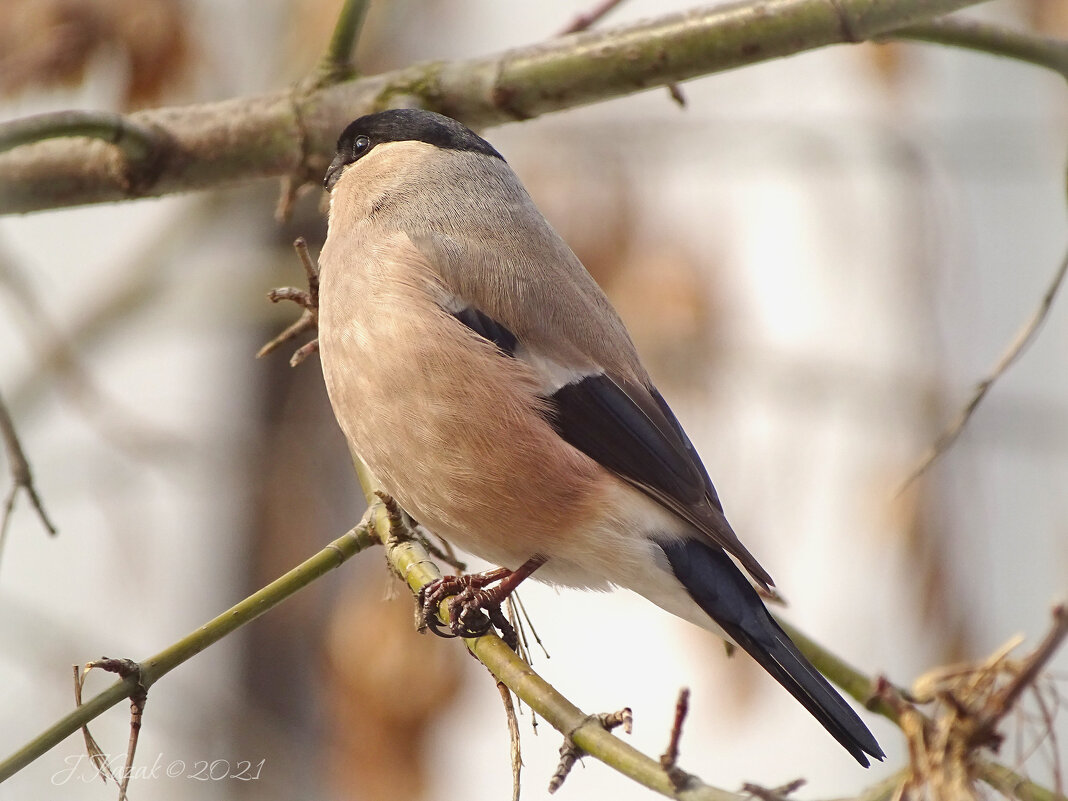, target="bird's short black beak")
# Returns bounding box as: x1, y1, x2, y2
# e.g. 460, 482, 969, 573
324, 155, 346, 191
